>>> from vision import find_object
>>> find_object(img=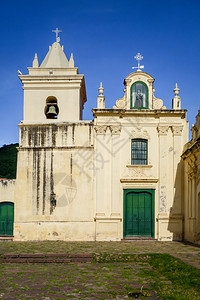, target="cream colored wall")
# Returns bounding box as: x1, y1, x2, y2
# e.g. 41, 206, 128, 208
14, 123, 95, 241
93, 70, 188, 241
93, 110, 188, 241
0, 180, 15, 204
19, 65, 86, 124
23, 89, 81, 123
182, 111, 200, 244
183, 157, 200, 243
